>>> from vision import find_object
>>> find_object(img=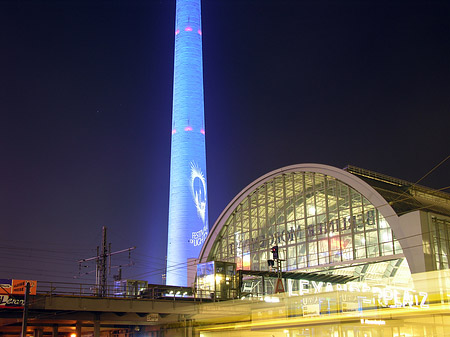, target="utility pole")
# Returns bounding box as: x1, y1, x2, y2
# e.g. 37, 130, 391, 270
20, 282, 30, 337
100, 226, 107, 296
78, 226, 136, 297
